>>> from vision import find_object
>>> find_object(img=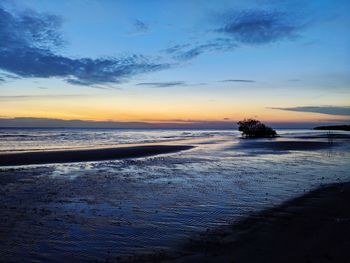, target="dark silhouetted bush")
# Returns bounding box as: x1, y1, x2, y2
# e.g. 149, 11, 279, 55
237, 119, 277, 138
